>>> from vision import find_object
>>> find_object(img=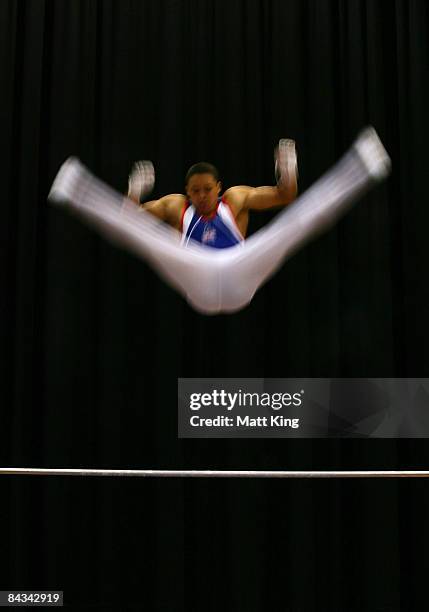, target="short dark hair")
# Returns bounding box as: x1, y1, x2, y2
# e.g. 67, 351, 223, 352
185, 162, 220, 185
